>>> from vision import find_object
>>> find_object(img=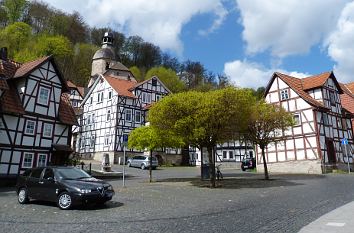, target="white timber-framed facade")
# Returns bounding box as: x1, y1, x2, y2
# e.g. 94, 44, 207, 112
76, 32, 171, 164
0, 50, 77, 179
258, 71, 354, 174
